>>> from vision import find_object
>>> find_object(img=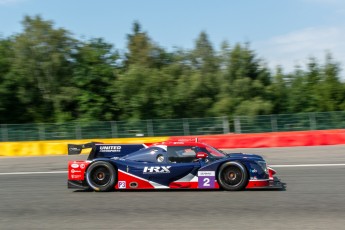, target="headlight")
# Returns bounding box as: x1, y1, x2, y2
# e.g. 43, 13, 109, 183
257, 161, 268, 174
